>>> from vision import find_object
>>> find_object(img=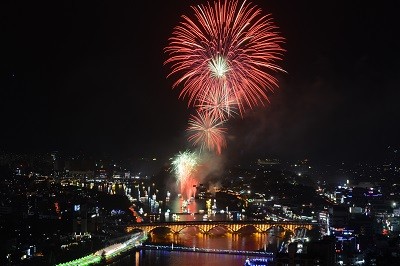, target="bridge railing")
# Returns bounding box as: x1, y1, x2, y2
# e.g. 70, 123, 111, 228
130, 220, 317, 226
